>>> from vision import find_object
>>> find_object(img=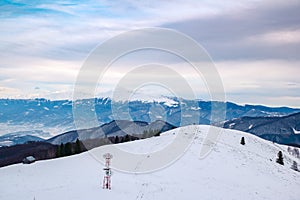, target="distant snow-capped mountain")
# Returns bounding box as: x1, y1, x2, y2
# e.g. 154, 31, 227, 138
0, 98, 299, 146
0, 132, 44, 147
